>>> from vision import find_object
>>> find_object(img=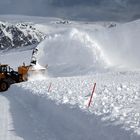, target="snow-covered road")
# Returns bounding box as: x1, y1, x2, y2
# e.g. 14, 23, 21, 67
0, 95, 23, 140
